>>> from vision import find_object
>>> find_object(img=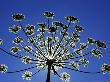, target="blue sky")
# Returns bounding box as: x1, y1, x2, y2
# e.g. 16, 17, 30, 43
0, 0, 110, 82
